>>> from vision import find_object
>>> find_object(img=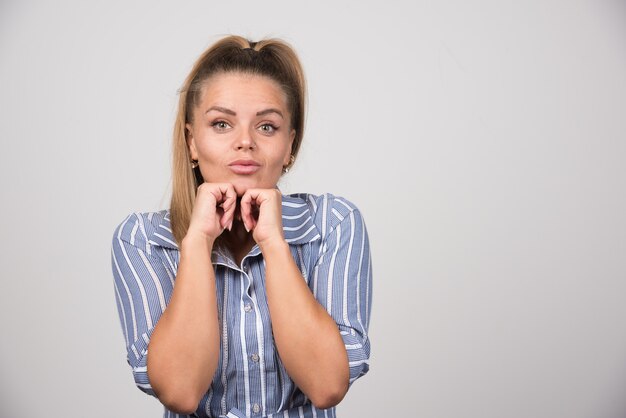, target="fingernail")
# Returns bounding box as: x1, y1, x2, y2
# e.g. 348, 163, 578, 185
244, 223, 250, 233
228, 220, 233, 231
